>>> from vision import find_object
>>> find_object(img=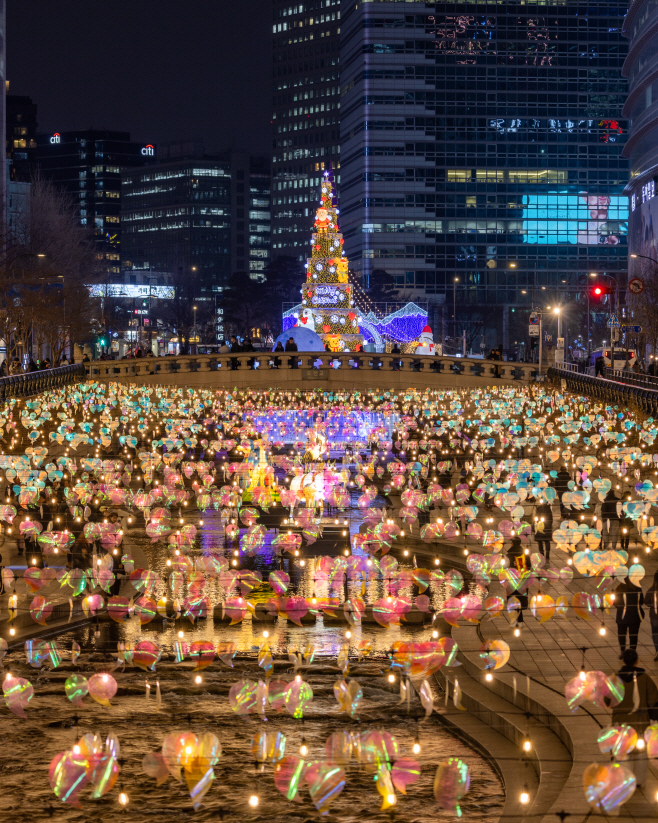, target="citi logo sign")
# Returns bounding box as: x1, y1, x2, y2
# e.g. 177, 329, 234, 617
50, 133, 61, 144
141, 144, 154, 156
